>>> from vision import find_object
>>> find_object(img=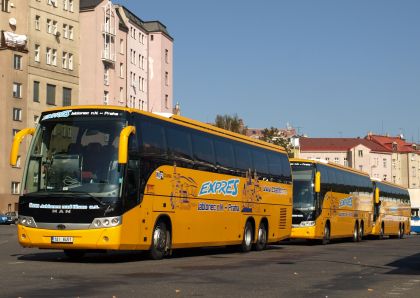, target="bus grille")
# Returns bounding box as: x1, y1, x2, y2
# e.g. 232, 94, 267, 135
279, 208, 287, 229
